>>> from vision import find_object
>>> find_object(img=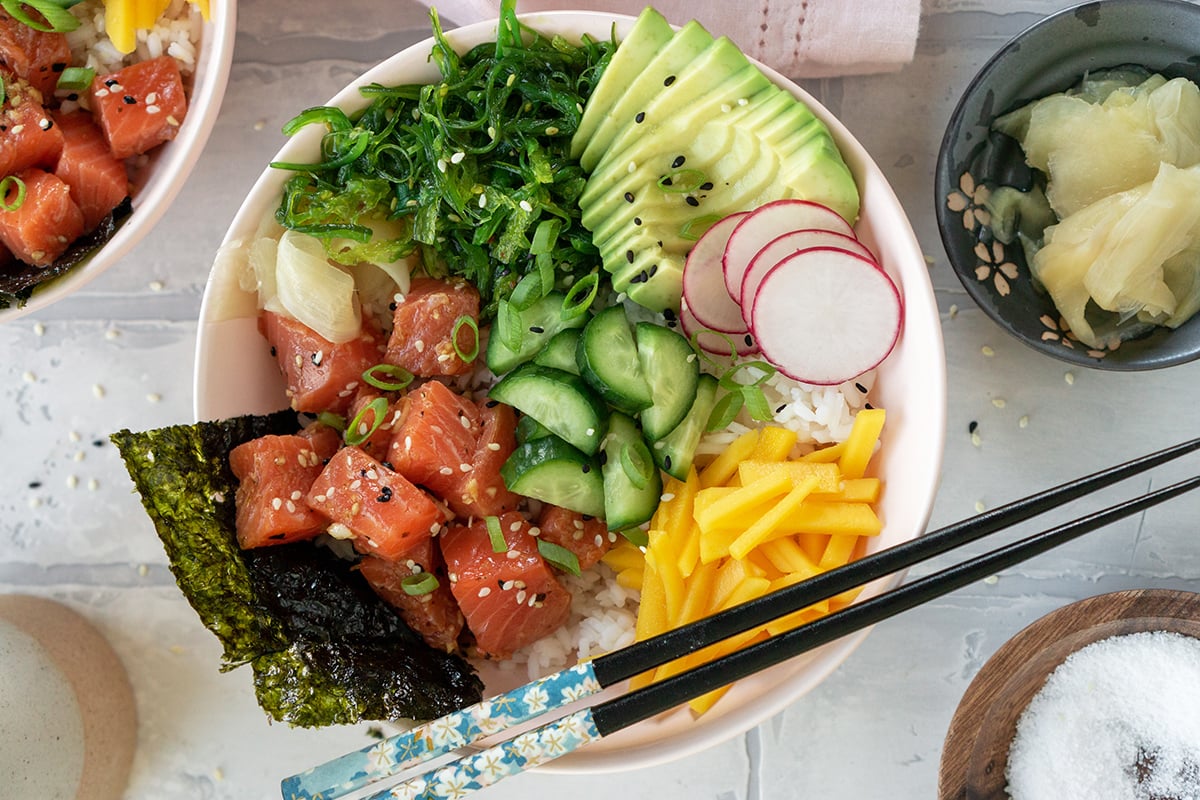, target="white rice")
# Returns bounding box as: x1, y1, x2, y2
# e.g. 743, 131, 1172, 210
64, 0, 202, 79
